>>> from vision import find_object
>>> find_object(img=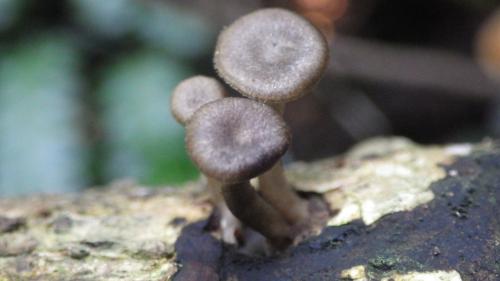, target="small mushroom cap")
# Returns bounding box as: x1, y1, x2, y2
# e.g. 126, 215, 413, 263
171, 76, 227, 125
214, 8, 328, 103
186, 97, 290, 183
477, 9, 500, 81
